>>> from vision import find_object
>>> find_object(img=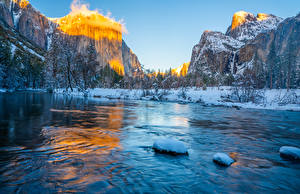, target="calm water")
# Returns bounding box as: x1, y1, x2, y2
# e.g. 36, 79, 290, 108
0, 92, 299, 193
